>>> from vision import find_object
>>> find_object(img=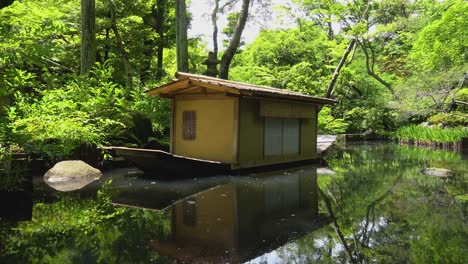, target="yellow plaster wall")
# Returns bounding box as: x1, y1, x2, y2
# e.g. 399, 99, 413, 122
173, 95, 237, 163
